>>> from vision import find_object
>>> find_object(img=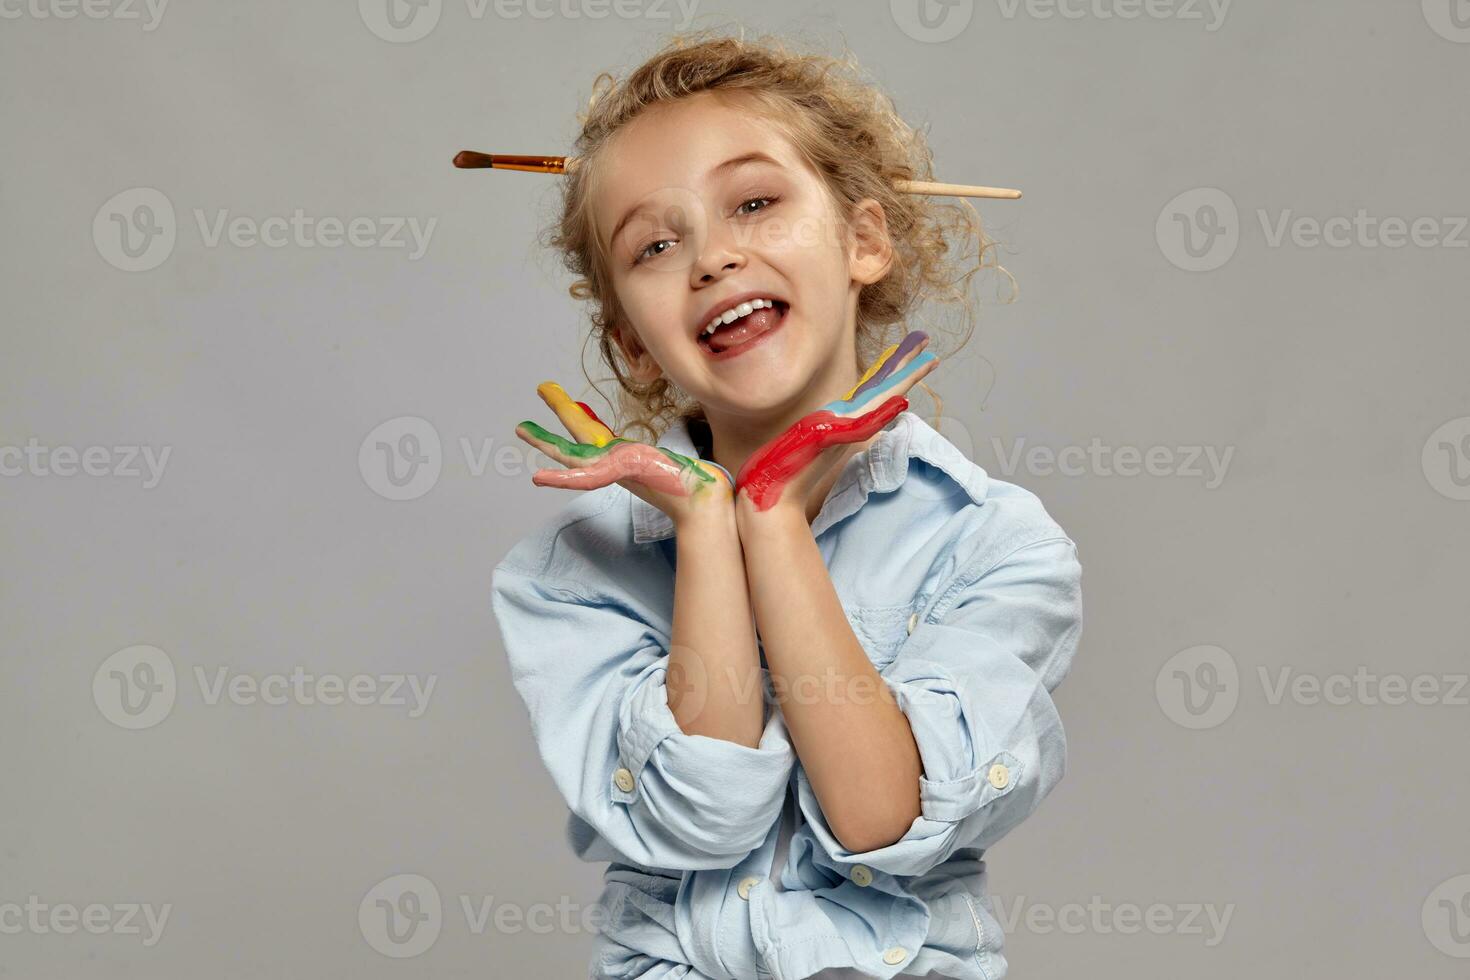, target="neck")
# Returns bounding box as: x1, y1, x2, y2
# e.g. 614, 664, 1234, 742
700, 351, 877, 525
